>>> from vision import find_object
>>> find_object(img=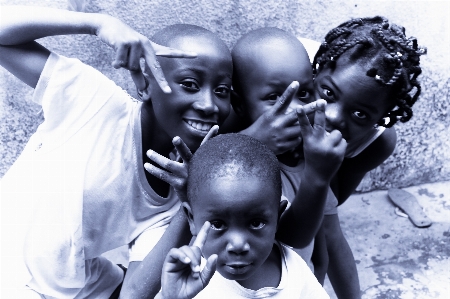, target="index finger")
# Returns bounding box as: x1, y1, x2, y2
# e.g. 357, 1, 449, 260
296, 106, 313, 136
270, 81, 299, 116
153, 43, 198, 58
172, 136, 193, 163
143, 51, 171, 93
192, 221, 211, 250
200, 125, 219, 146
